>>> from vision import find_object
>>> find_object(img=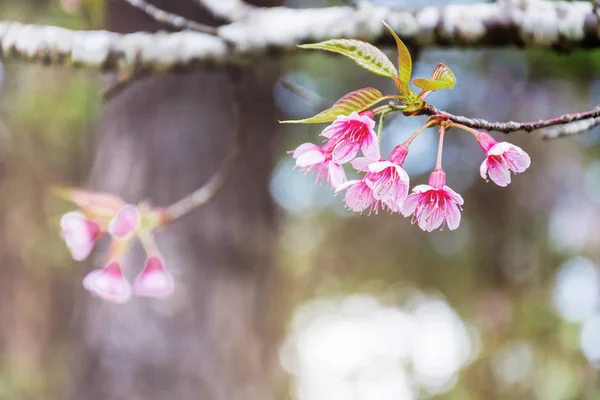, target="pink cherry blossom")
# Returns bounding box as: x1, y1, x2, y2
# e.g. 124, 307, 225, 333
402, 169, 464, 231
477, 132, 531, 187
336, 146, 410, 214
290, 142, 346, 188
335, 179, 381, 214
108, 204, 139, 240
82, 261, 132, 303
133, 256, 174, 299
321, 111, 379, 164
60, 211, 101, 261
